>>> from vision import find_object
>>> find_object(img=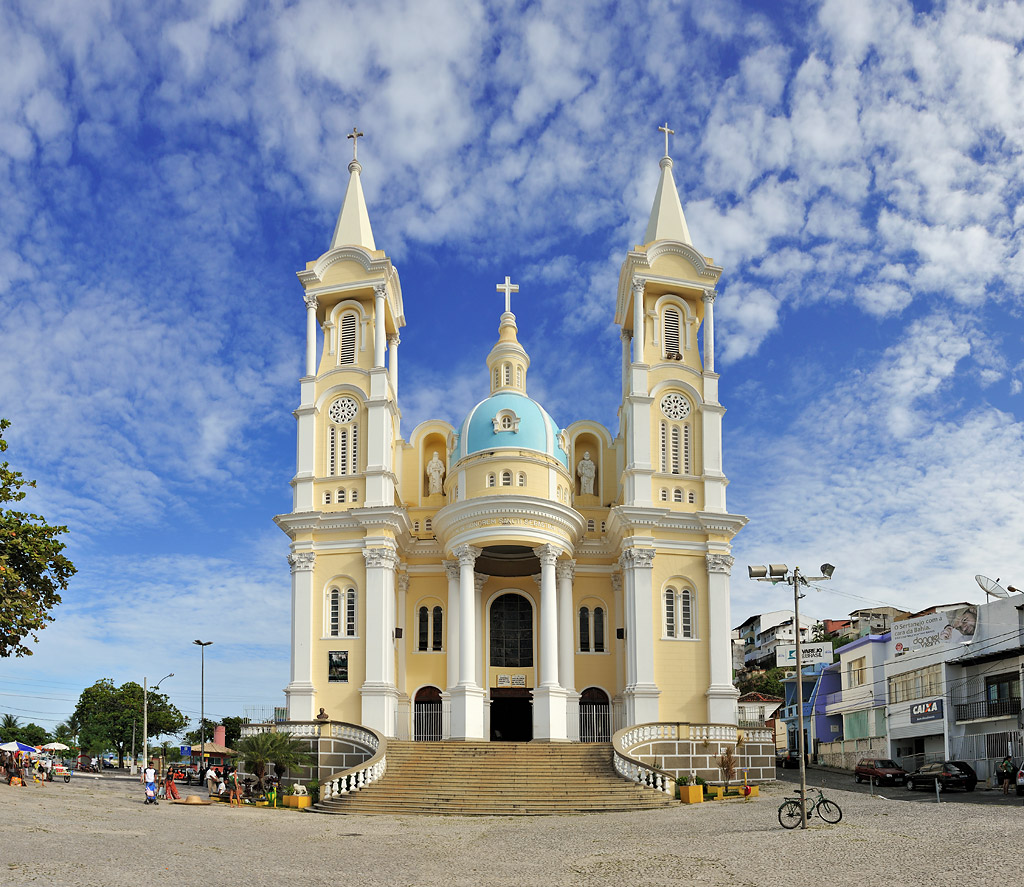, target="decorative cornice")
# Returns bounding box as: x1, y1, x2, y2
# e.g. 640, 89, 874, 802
363, 547, 399, 569
474, 572, 488, 592
387, 334, 400, 346
288, 551, 316, 573
620, 547, 655, 569
706, 553, 735, 575
432, 495, 586, 547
